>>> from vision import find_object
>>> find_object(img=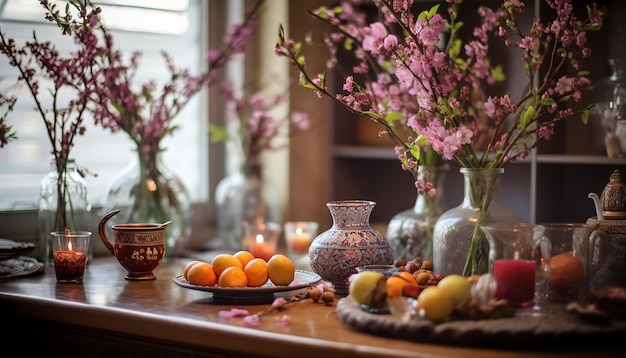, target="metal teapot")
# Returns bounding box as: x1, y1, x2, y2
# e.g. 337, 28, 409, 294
588, 169, 626, 220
